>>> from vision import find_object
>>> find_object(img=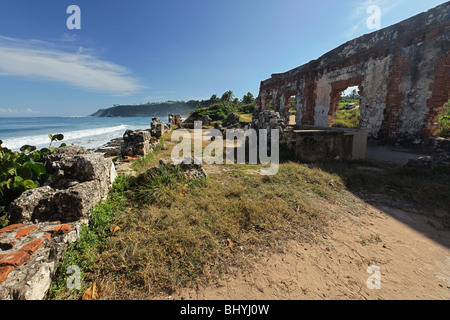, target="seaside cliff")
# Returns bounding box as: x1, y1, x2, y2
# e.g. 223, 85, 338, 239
90, 101, 197, 118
